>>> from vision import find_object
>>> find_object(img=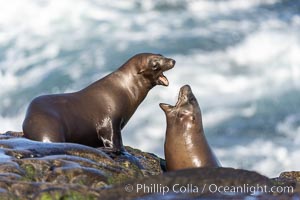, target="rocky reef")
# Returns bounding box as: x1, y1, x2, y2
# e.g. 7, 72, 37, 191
0, 131, 298, 199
